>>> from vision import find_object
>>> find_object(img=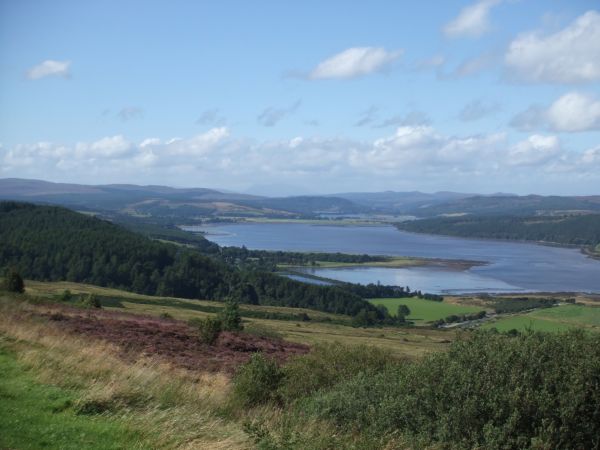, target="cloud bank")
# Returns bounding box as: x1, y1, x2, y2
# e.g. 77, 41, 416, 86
2, 127, 598, 193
